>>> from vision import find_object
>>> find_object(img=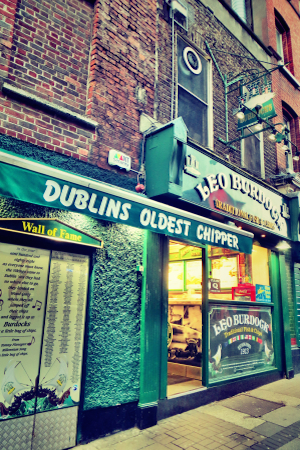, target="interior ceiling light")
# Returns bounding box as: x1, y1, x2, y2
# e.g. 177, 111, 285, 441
275, 241, 291, 251
261, 234, 266, 238
268, 129, 277, 142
